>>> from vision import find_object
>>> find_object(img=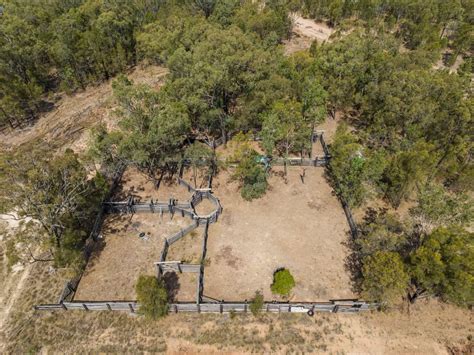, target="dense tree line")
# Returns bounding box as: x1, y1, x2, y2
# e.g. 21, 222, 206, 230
297, 0, 473, 53
0, 0, 162, 129
0, 0, 293, 129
